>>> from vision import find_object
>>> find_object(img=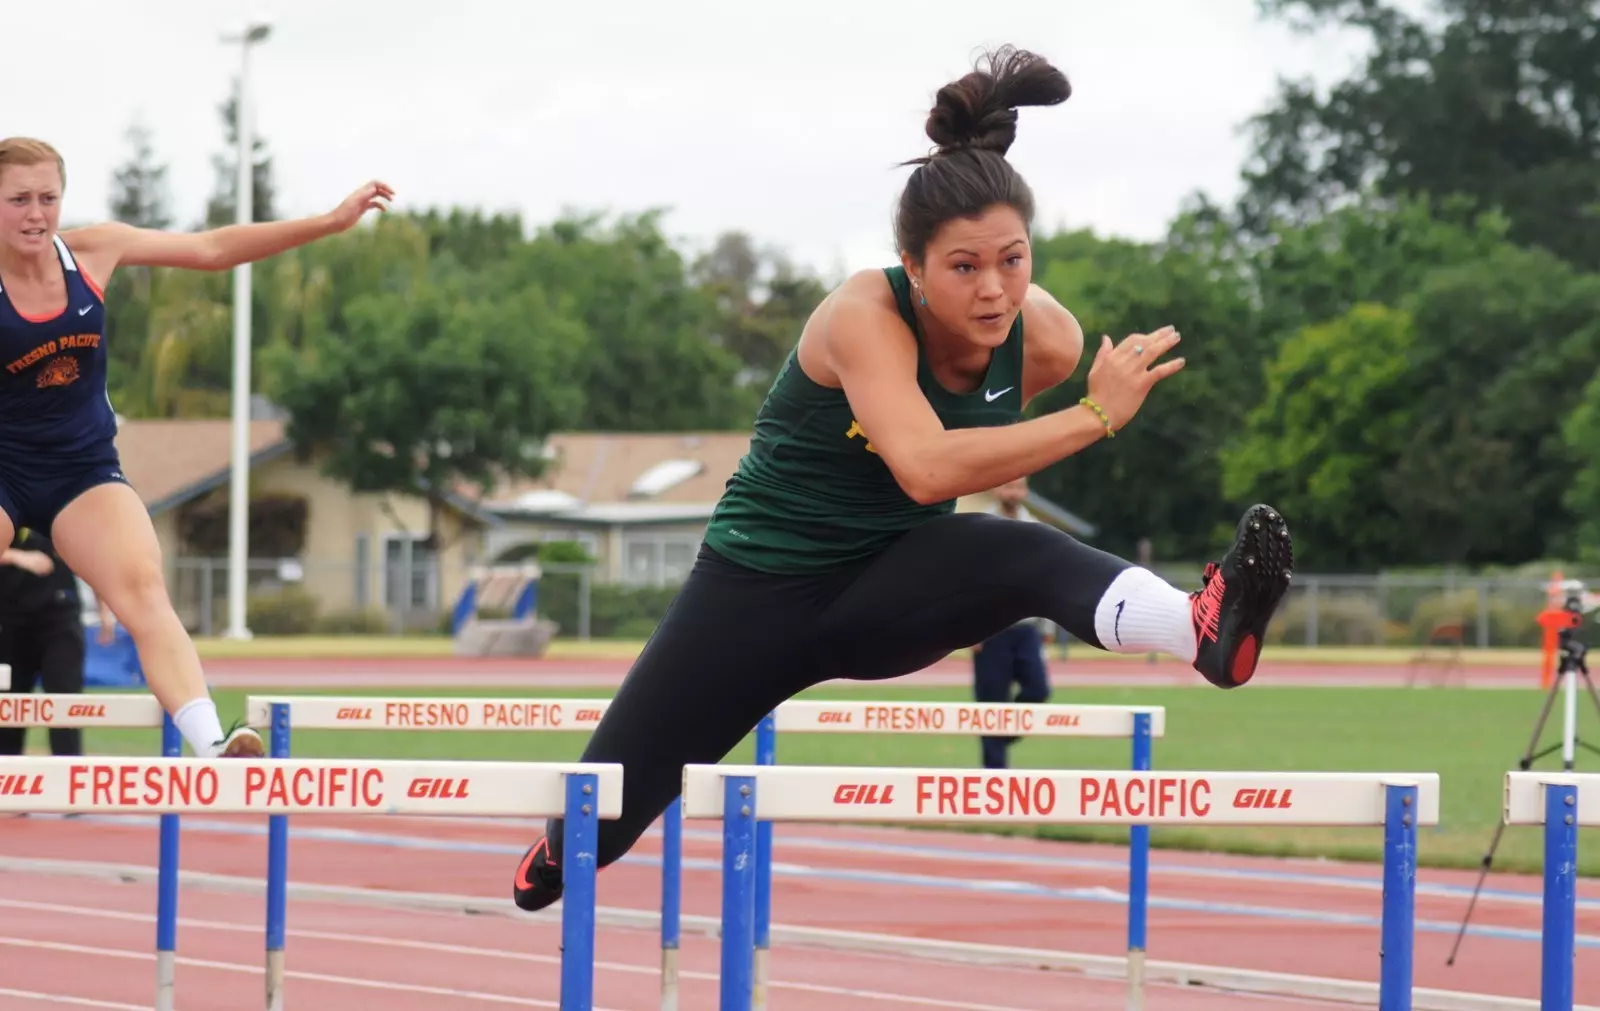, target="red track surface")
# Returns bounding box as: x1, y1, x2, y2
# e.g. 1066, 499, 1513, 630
8, 654, 1569, 1007
1, 809, 1593, 1008
0, 870, 1361, 1011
